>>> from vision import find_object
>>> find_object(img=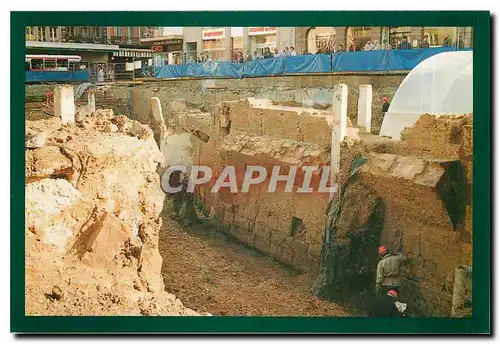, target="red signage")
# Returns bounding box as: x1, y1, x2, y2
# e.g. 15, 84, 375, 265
152, 45, 163, 52
248, 27, 277, 36
202, 28, 225, 40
